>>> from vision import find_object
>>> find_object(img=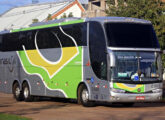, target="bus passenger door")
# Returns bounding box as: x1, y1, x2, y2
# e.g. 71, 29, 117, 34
88, 21, 110, 101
